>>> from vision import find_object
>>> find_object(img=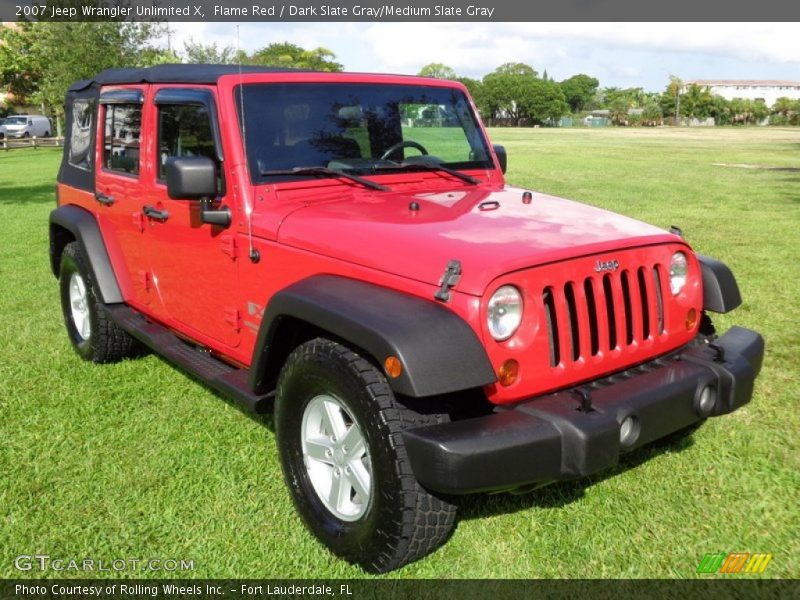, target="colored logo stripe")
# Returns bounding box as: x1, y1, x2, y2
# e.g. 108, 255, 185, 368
744, 553, 773, 574
697, 553, 726, 574
720, 553, 749, 573
697, 552, 773, 574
